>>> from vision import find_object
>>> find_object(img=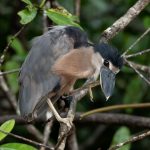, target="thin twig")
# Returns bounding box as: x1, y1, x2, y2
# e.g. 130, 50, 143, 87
0, 26, 25, 65
125, 61, 150, 74
0, 129, 53, 150
75, 0, 81, 17
25, 125, 53, 147
43, 0, 51, 33
0, 68, 20, 76
125, 59, 150, 84
123, 27, 150, 56
40, 120, 54, 150
0, 75, 17, 110
80, 103, 150, 119
125, 48, 150, 58
108, 130, 150, 150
